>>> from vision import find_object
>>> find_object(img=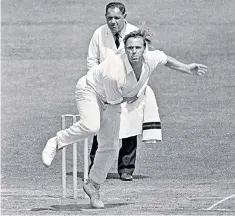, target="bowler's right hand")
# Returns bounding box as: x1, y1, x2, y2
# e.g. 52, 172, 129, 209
123, 95, 138, 104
